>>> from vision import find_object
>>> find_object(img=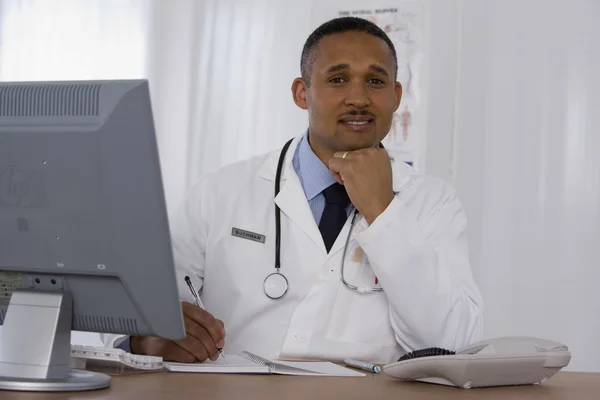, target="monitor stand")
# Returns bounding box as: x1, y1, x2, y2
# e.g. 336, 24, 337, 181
0, 289, 110, 392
